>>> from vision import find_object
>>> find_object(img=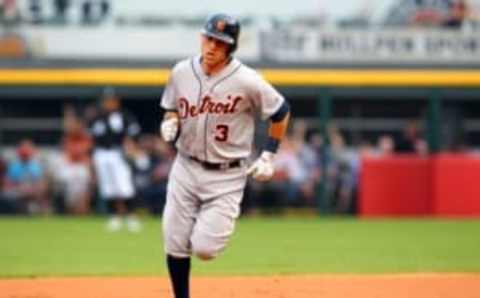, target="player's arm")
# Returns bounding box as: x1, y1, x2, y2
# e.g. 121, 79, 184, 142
160, 109, 180, 142
265, 100, 290, 153
247, 100, 290, 181
159, 68, 179, 142
163, 110, 179, 121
